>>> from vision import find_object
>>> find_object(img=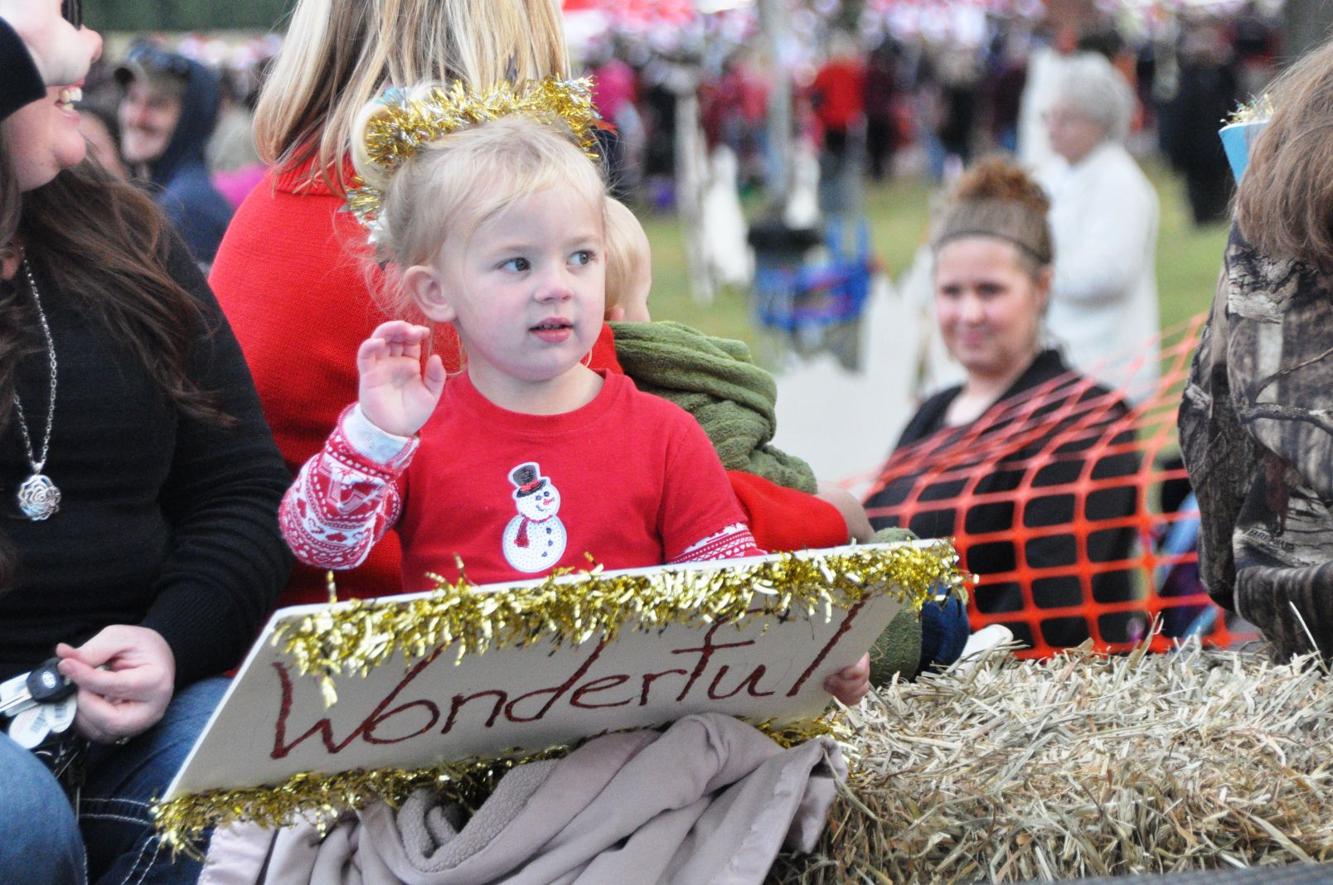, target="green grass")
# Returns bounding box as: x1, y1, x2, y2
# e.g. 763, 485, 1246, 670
640, 158, 1230, 351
